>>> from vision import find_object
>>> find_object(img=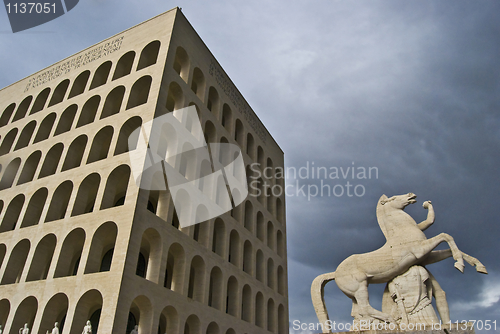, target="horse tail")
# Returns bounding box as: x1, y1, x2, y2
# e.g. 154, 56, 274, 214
311, 271, 336, 333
